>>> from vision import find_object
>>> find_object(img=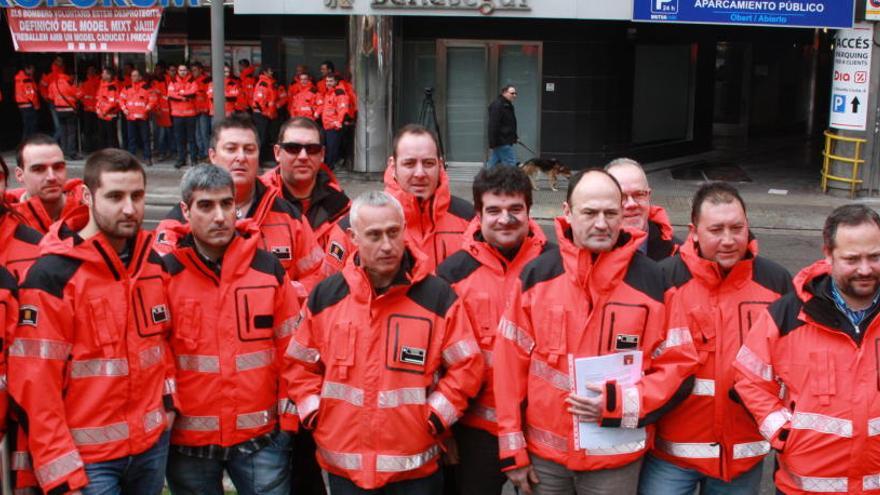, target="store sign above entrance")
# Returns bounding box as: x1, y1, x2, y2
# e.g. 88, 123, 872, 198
632, 0, 854, 28
233, 0, 632, 20
0, 0, 199, 6
6, 6, 162, 52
